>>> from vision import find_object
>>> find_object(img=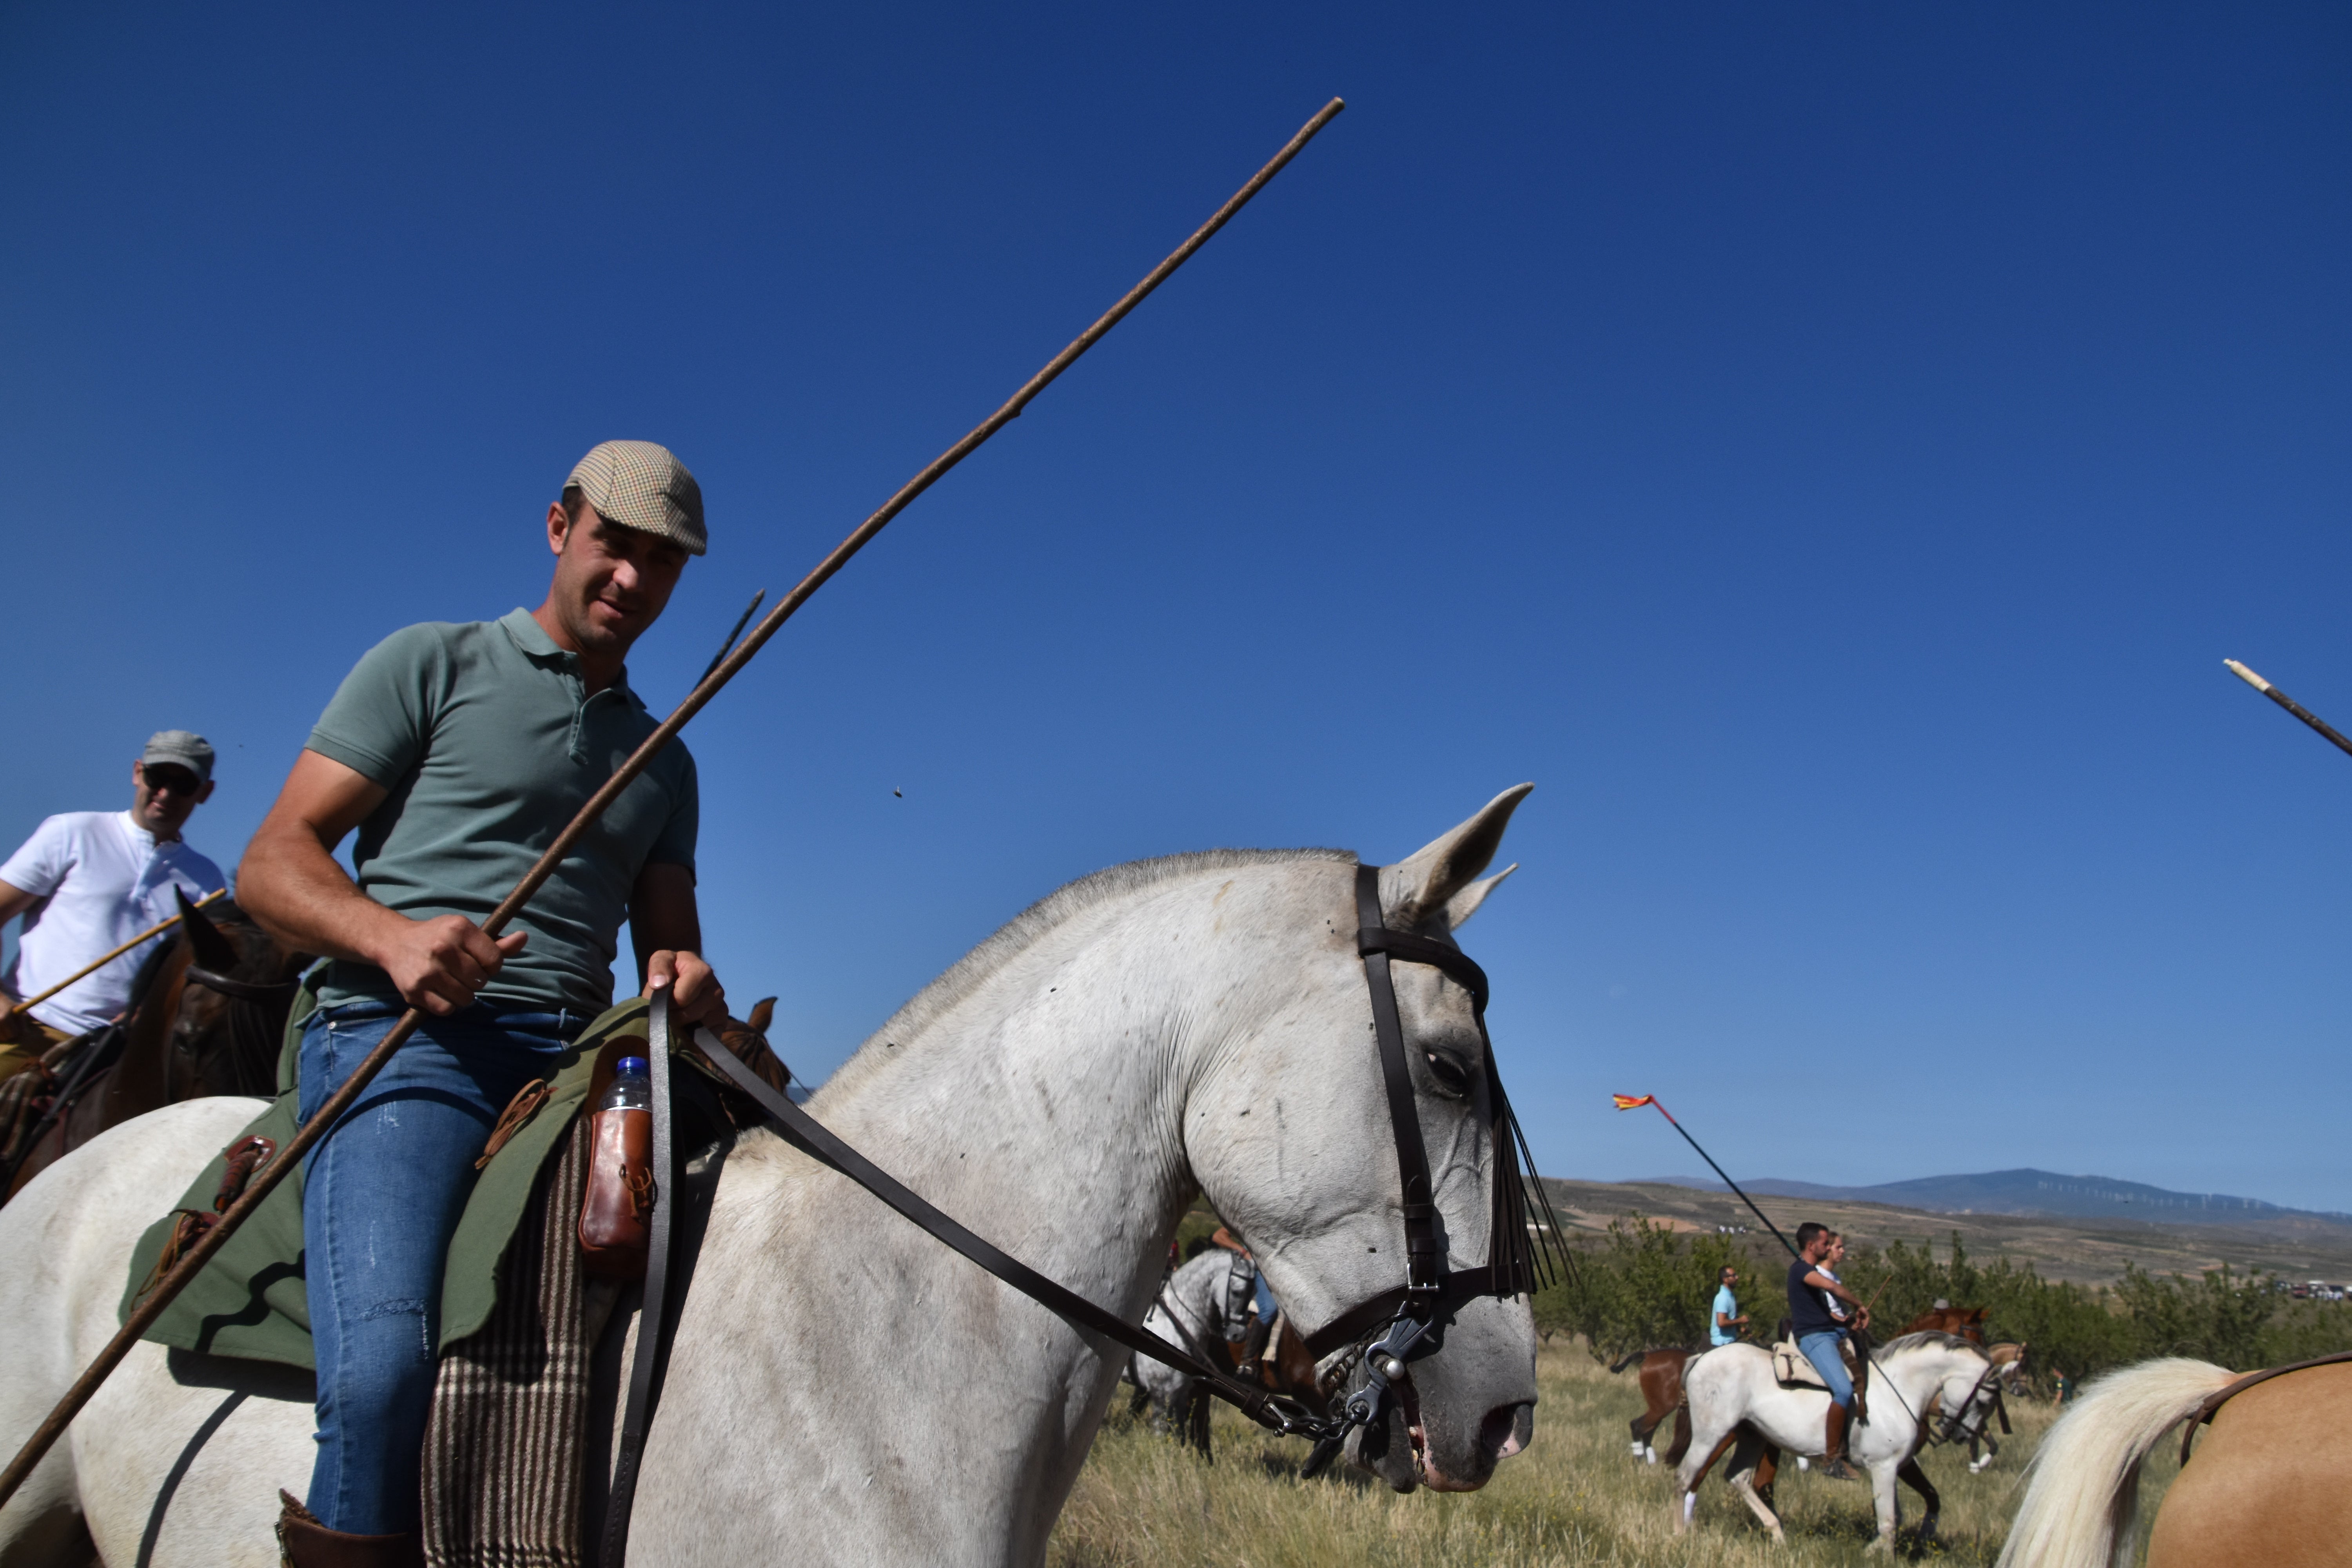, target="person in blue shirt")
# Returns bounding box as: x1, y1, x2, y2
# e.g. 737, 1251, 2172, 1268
1788, 1221, 1871, 1477
1710, 1264, 1748, 1347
